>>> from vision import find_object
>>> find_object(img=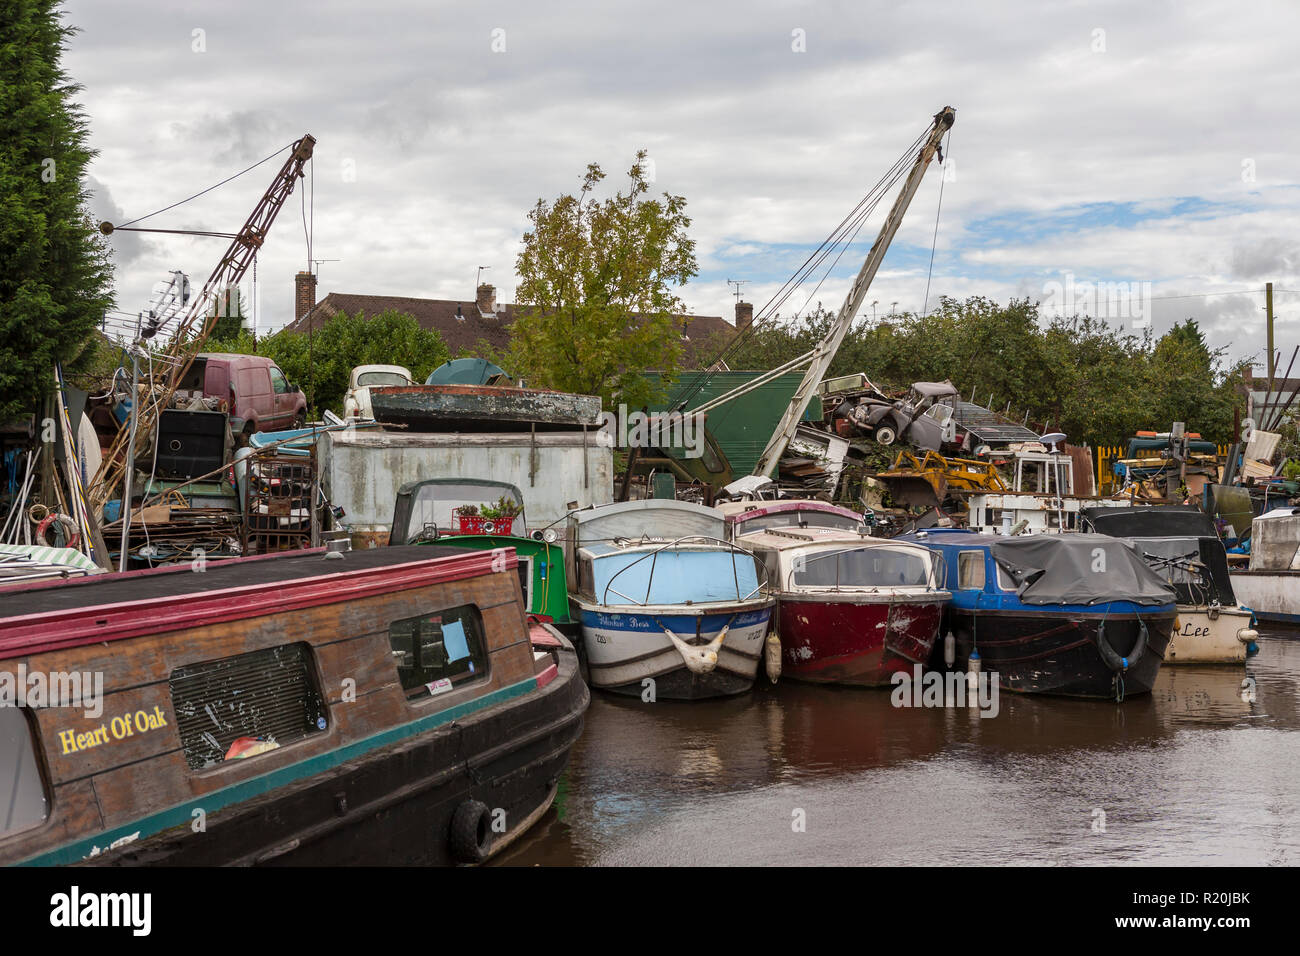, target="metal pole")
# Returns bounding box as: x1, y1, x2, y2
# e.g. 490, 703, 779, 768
1266, 282, 1275, 383
118, 347, 141, 571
